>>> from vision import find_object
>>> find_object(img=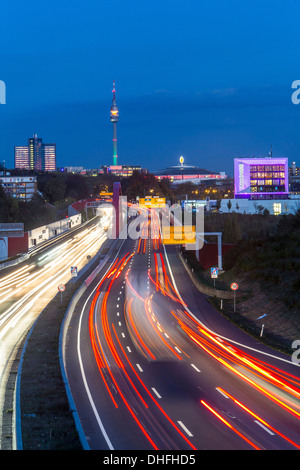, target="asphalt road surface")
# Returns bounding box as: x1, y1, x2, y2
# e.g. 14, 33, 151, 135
64, 210, 300, 450
0, 215, 109, 449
